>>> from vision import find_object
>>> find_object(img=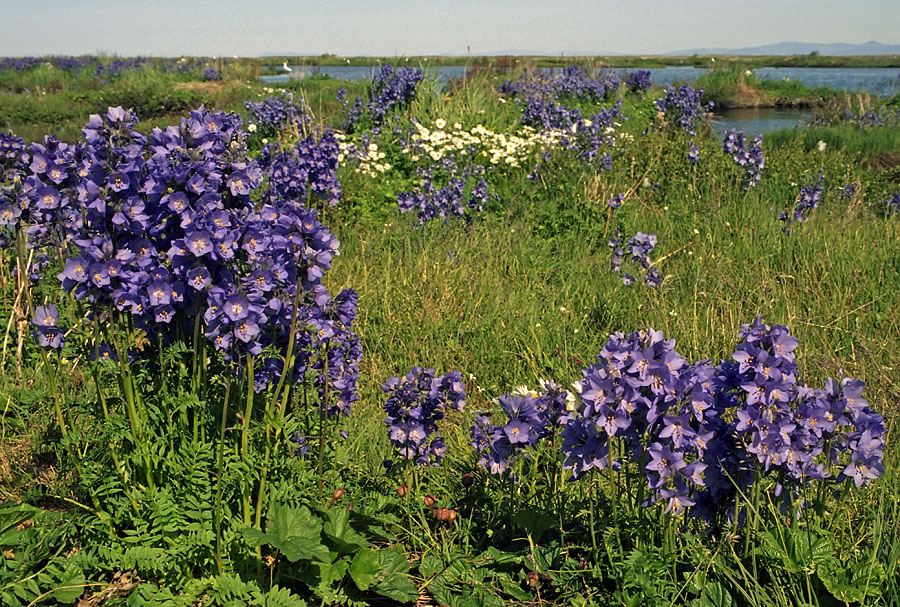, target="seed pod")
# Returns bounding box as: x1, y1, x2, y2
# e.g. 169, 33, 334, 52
461, 473, 474, 488
447, 509, 457, 523
434, 507, 450, 521
397, 484, 408, 498
423, 494, 437, 508
331, 488, 345, 502
527, 571, 539, 587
